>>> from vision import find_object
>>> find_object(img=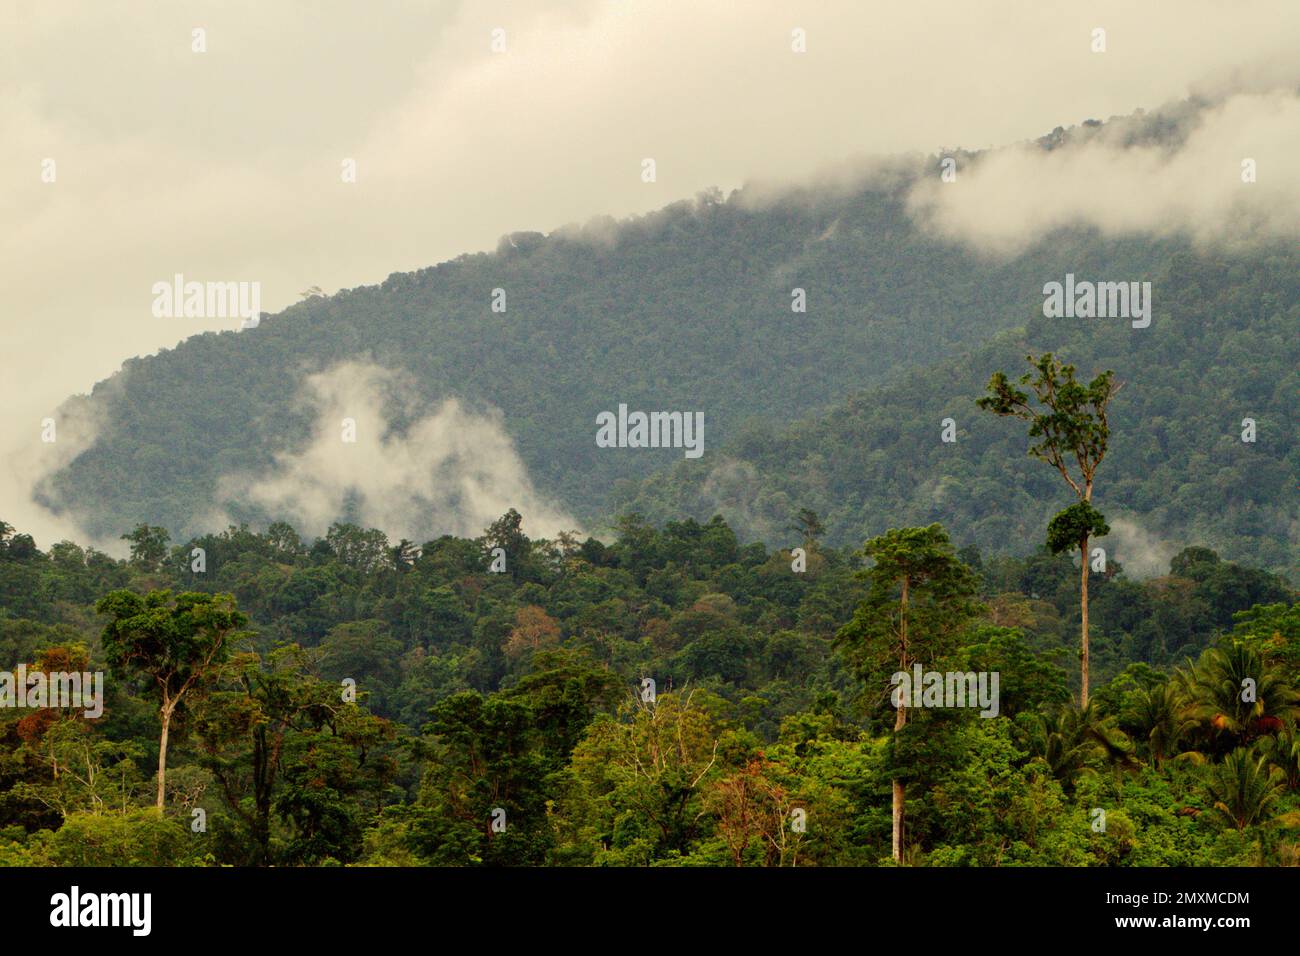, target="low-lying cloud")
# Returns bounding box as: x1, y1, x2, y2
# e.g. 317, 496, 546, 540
7, 391, 115, 551
1104, 516, 1180, 580
208, 361, 577, 543
906, 89, 1300, 254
